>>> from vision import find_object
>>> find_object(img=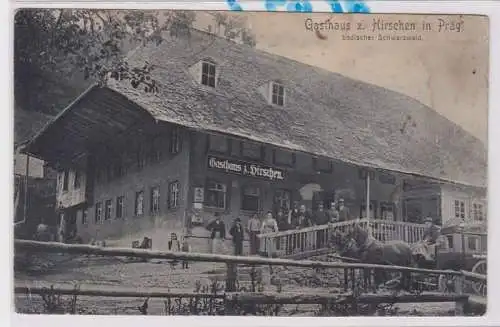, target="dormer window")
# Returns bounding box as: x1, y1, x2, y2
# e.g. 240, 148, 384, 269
271, 81, 285, 106
201, 61, 216, 87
